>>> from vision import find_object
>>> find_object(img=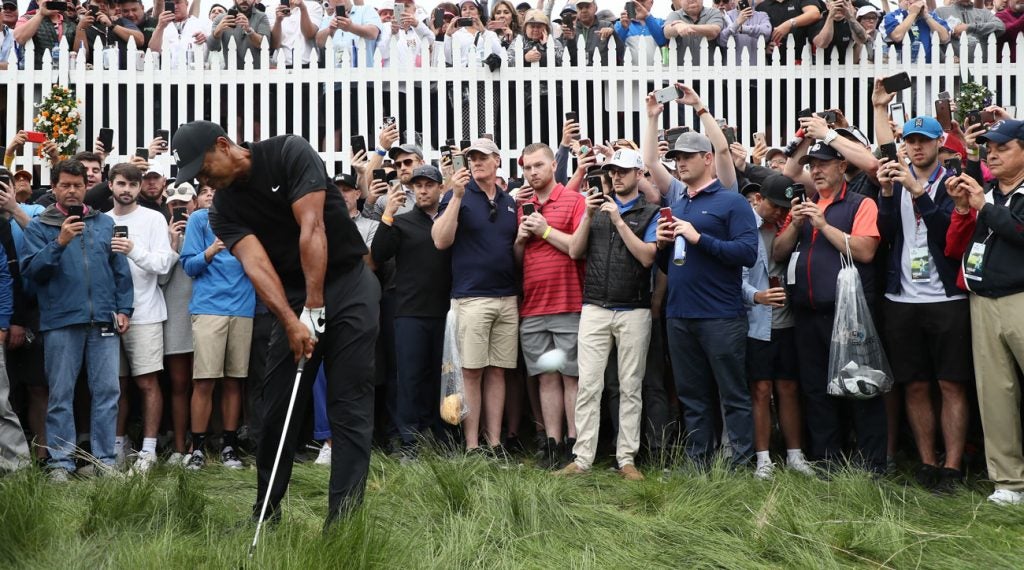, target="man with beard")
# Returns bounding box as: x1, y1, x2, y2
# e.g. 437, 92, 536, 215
773, 140, 884, 474
171, 120, 378, 528
514, 143, 586, 469
371, 165, 455, 457
558, 148, 658, 480
874, 114, 971, 492
210, 0, 272, 68
106, 163, 179, 473
363, 143, 423, 220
